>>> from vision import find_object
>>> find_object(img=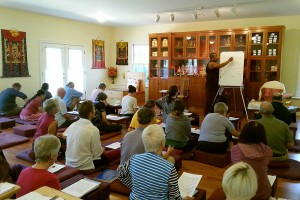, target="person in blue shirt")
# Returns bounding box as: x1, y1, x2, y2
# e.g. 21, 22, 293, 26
0, 83, 28, 116
63, 82, 83, 111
